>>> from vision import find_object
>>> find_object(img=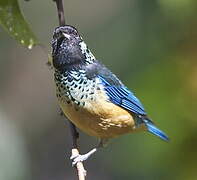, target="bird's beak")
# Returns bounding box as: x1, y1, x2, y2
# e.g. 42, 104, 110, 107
62, 33, 71, 40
